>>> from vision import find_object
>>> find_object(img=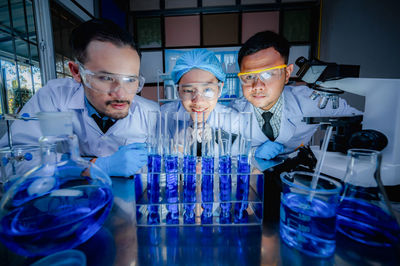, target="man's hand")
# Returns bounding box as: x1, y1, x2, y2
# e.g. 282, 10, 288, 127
255, 140, 284, 160
95, 143, 148, 177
